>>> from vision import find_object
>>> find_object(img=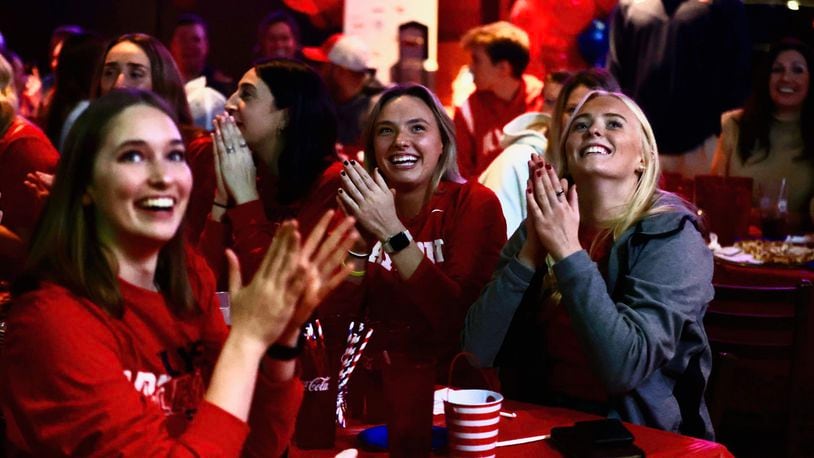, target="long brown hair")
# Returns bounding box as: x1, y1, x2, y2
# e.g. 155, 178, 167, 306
15, 89, 197, 319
